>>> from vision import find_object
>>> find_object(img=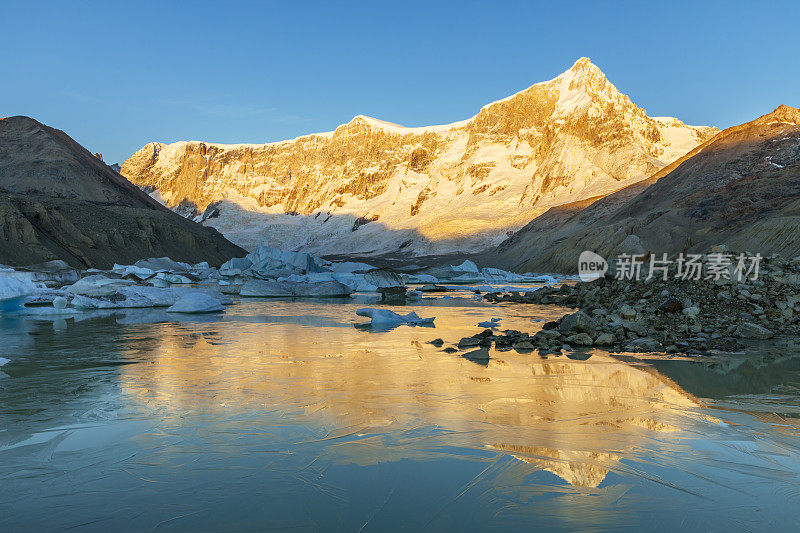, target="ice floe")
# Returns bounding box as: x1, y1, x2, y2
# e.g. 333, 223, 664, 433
356, 308, 435, 327
167, 293, 224, 314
